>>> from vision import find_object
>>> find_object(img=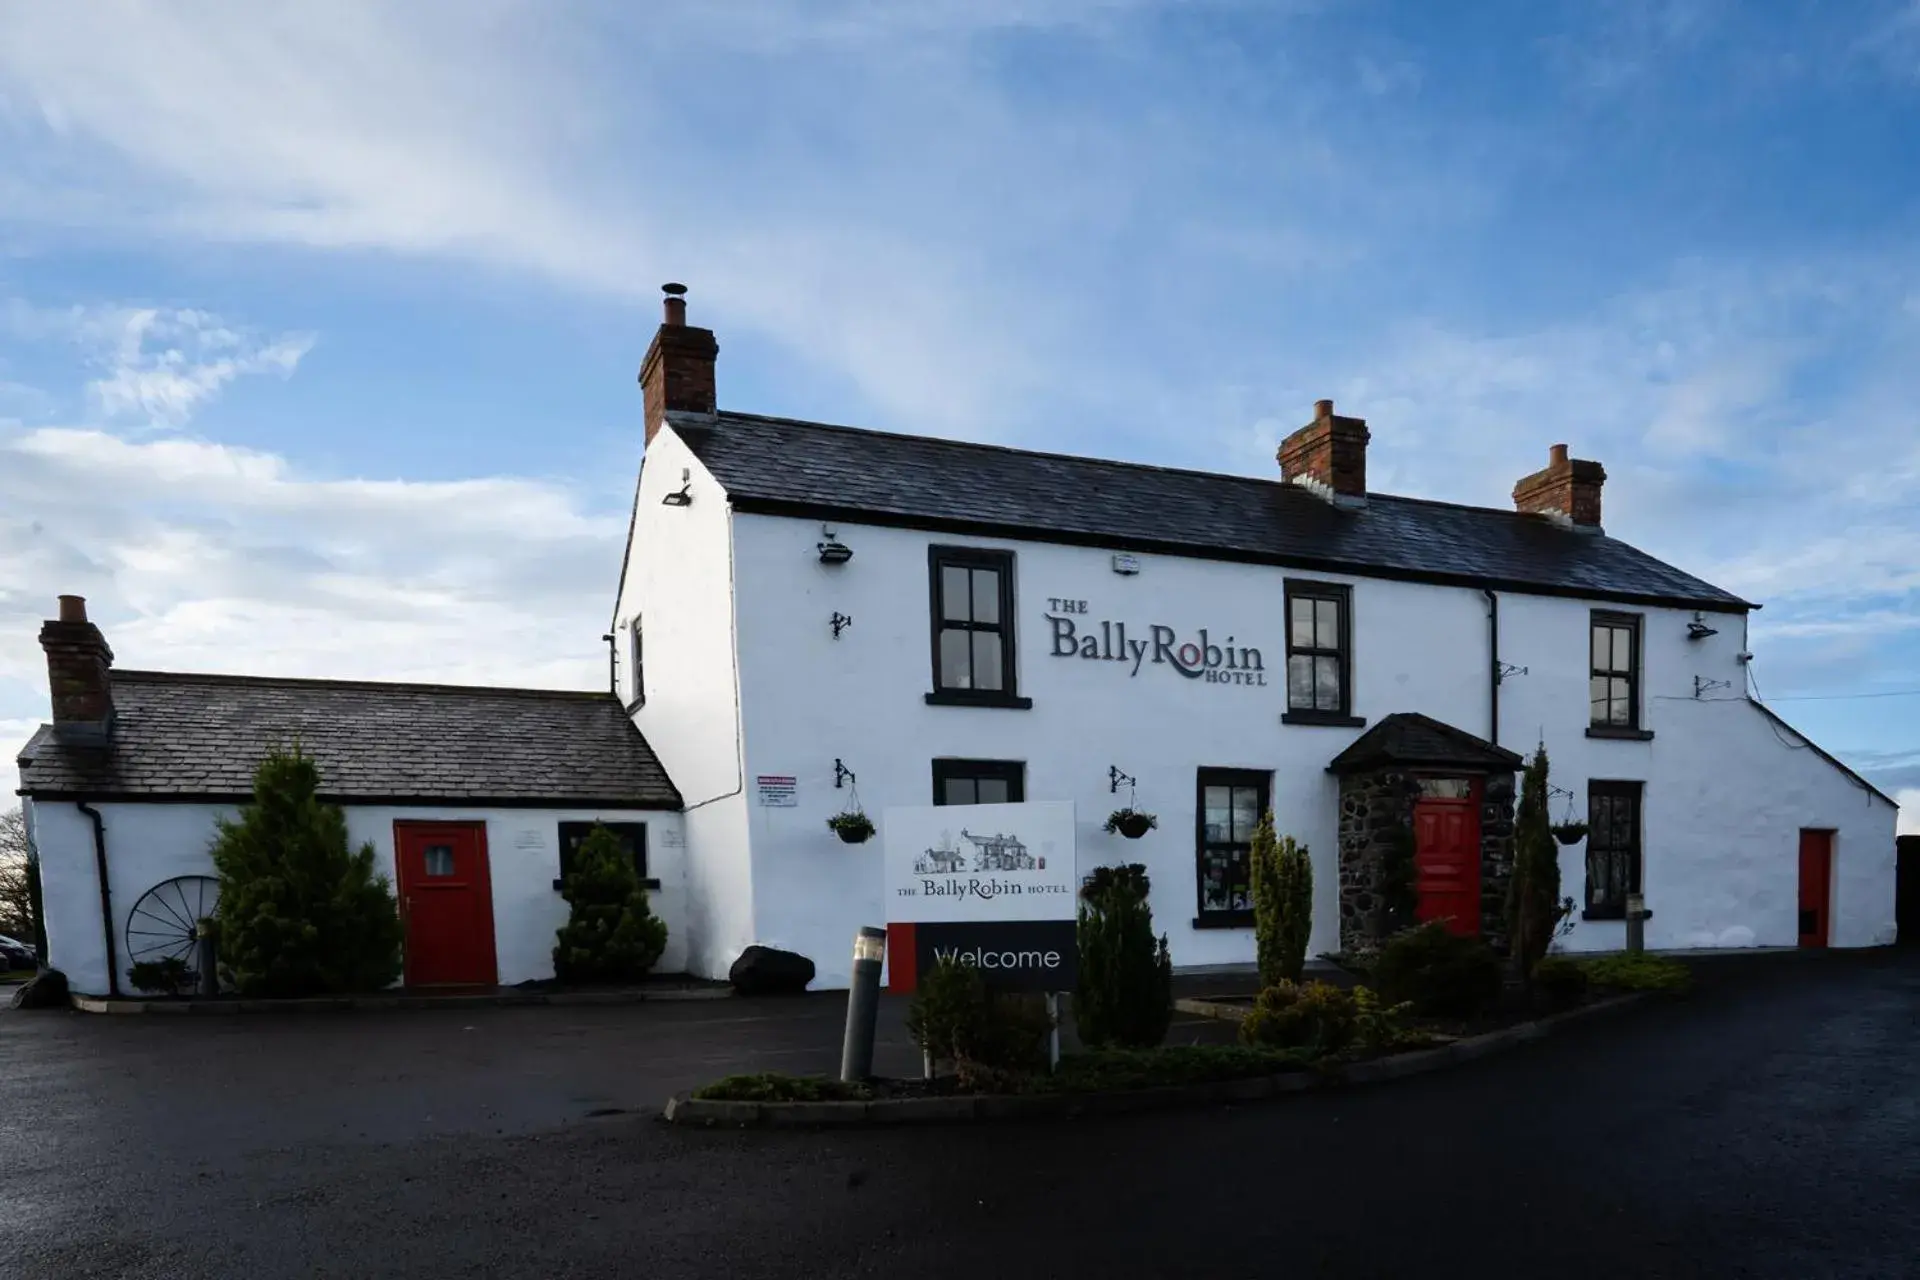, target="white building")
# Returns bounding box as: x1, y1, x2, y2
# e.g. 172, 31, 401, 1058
614, 288, 1897, 986
15, 286, 1899, 995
